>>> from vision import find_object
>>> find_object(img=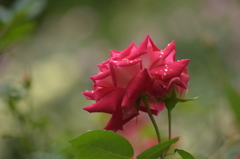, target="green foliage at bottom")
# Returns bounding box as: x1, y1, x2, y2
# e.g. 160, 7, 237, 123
137, 137, 179, 159
69, 130, 134, 159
